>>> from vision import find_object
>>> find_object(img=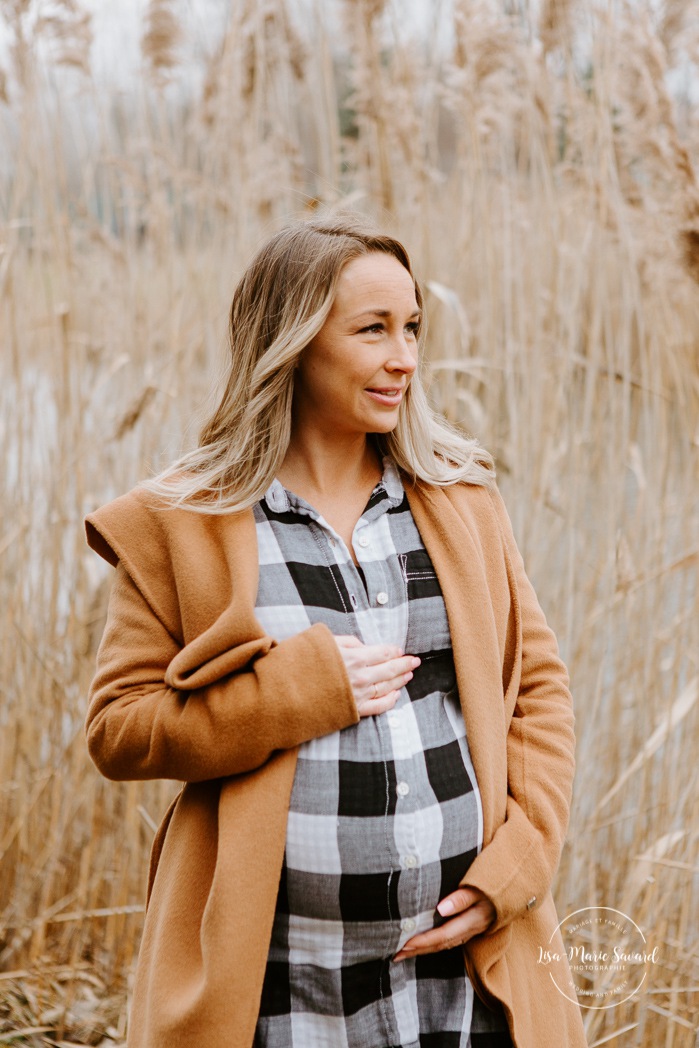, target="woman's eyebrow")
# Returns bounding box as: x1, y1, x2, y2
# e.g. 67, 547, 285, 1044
350, 308, 422, 321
